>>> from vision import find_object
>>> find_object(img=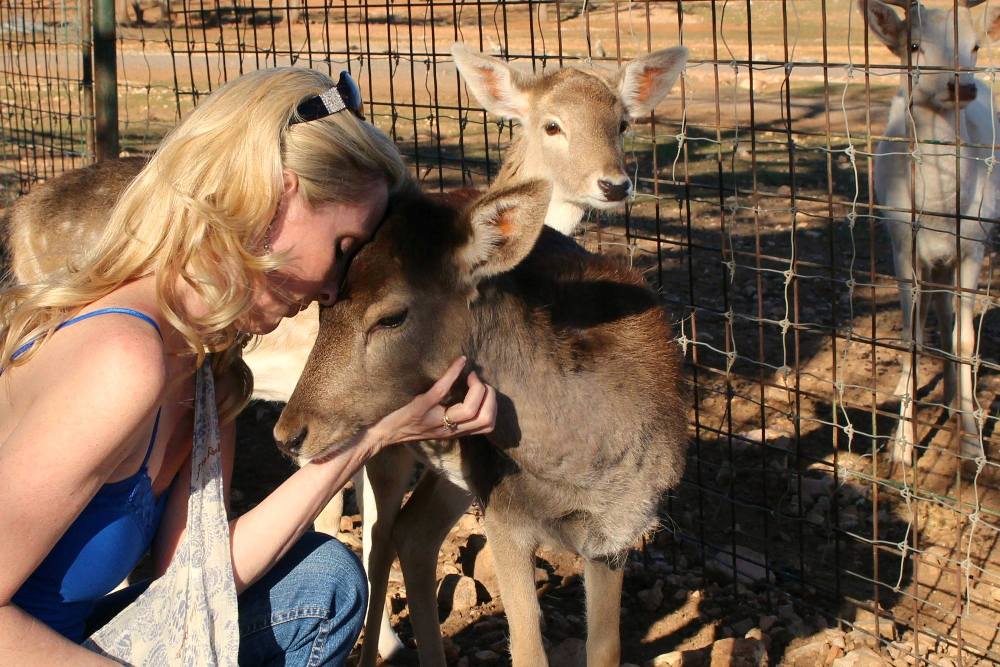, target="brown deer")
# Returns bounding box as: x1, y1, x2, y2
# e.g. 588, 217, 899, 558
273, 179, 689, 667
452, 43, 688, 236
1, 45, 688, 660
